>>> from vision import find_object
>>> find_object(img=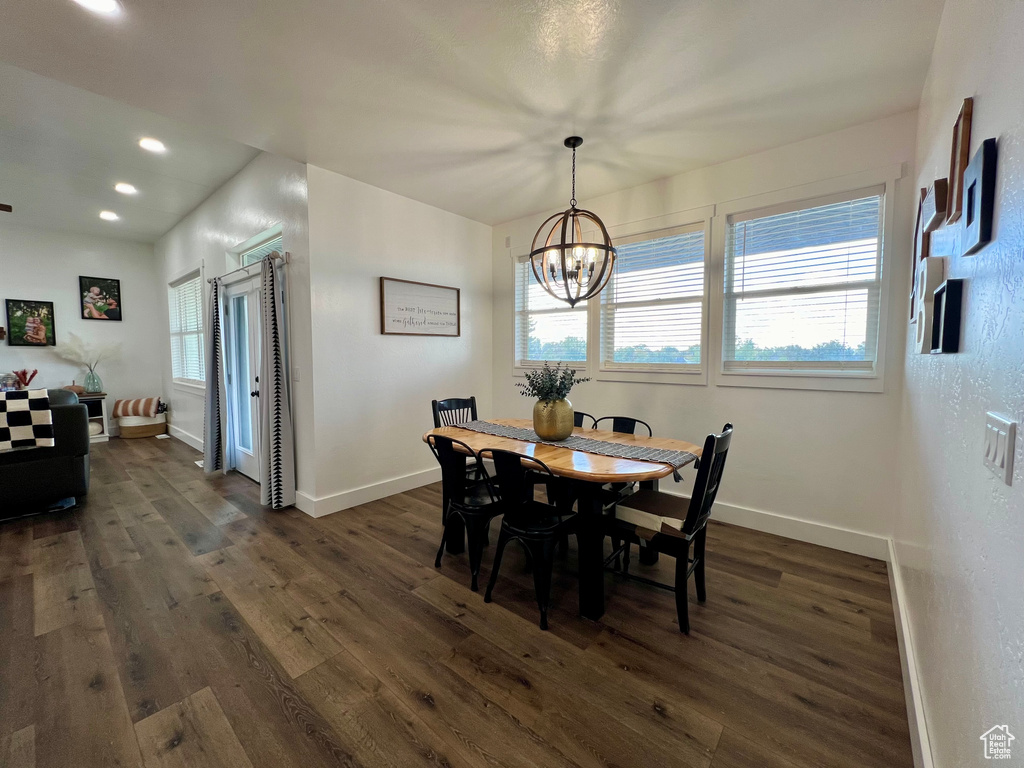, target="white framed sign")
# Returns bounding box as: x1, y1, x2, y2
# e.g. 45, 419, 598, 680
380, 277, 461, 337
